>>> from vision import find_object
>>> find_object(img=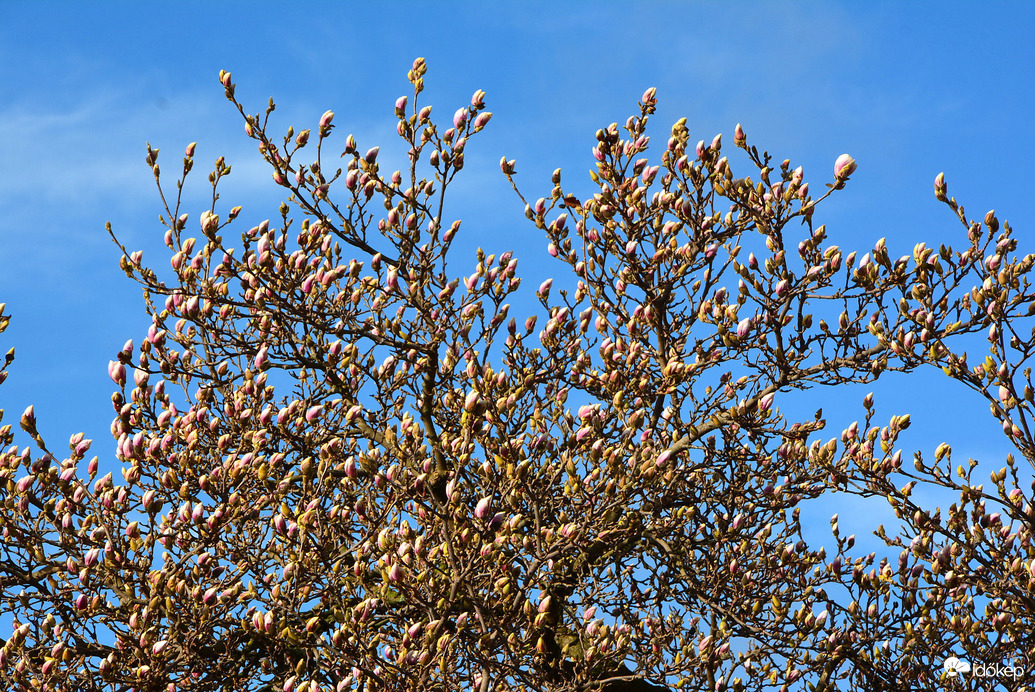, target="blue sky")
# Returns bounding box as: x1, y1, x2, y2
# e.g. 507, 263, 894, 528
1, 2, 1033, 546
